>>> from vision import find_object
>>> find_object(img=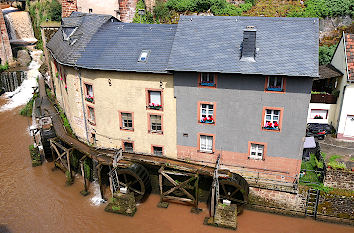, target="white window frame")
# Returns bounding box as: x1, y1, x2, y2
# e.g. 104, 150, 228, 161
88, 106, 95, 123
149, 91, 161, 105
267, 76, 283, 91
85, 84, 93, 97
250, 143, 264, 160
264, 109, 280, 129
153, 146, 163, 156
200, 104, 214, 122
121, 113, 133, 129
200, 73, 215, 84
150, 115, 162, 133
200, 135, 213, 153
138, 50, 150, 62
